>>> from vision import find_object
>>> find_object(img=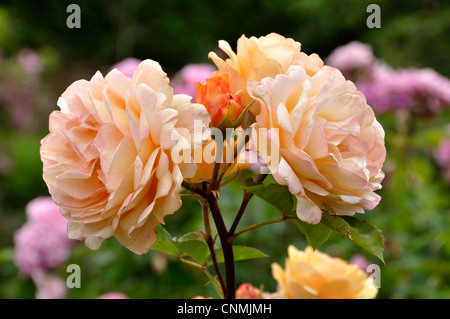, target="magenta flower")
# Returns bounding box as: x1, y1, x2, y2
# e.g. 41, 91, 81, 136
171, 63, 216, 98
